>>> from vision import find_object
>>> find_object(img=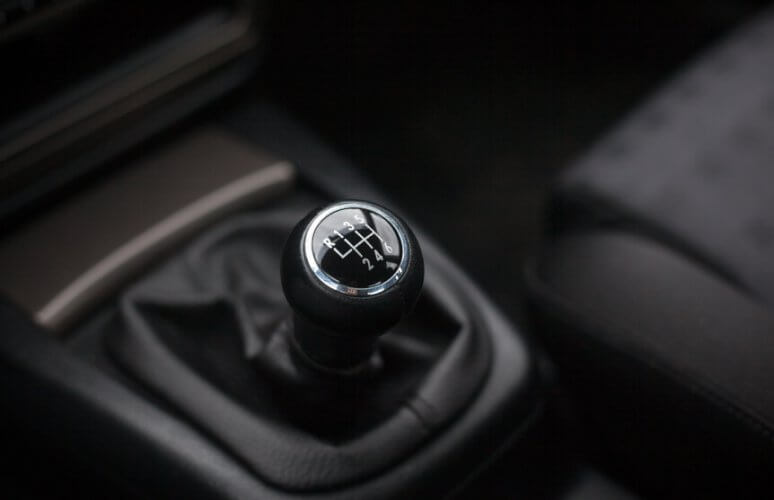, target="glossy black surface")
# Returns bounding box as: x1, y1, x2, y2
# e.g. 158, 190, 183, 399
283, 200, 425, 369
311, 207, 402, 289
